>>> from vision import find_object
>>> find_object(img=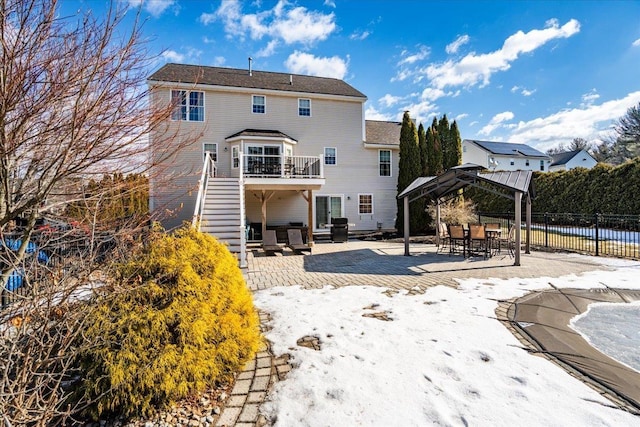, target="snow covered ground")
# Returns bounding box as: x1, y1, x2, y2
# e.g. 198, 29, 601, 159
253, 255, 640, 426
